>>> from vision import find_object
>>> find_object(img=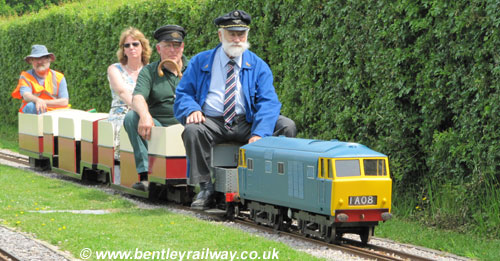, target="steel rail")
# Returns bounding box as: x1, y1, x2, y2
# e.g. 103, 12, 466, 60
0, 247, 20, 261
342, 238, 435, 261
233, 217, 434, 261
0, 151, 29, 166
